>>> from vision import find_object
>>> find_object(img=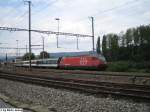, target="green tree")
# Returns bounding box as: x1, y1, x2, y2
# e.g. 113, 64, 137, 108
107, 34, 119, 61
119, 31, 125, 47
102, 24, 150, 62
125, 28, 133, 46
133, 28, 140, 46
102, 35, 107, 55
22, 53, 35, 60
96, 36, 101, 54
